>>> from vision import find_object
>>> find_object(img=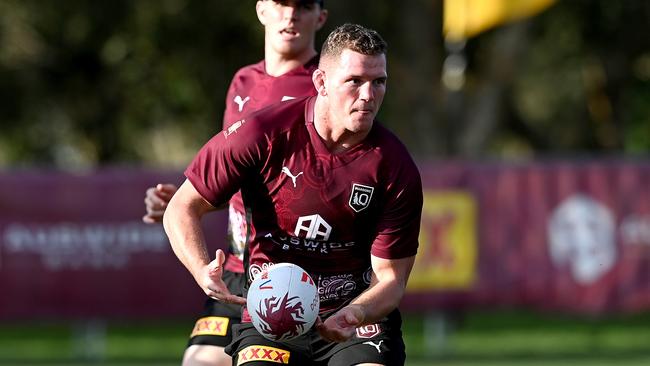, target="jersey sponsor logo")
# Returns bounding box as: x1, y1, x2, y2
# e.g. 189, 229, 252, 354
237, 345, 290, 365
295, 214, 332, 240
356, 323, 382, 338
265, 232, 356, 254
349, 183, 374, 212
190, 316, 230, 337
281, 95, 296, 102
234, 95, 250, 112
281, 166, 303, 188
224, 119, 245, 139
363, 340, 384, 353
